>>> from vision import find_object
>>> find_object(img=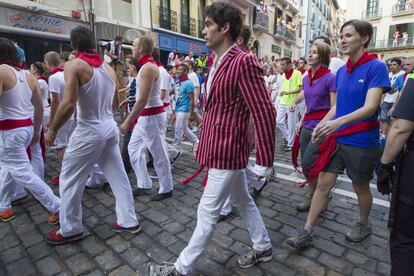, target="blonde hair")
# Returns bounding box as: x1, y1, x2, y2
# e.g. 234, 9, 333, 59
44, 51, 60, 67
311, 42, 331, 68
